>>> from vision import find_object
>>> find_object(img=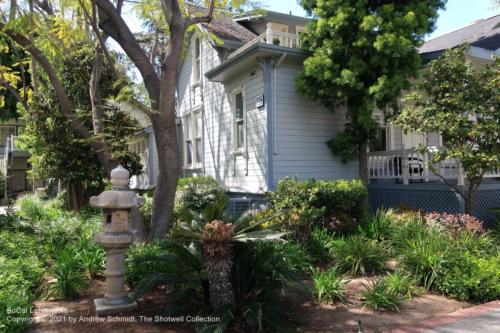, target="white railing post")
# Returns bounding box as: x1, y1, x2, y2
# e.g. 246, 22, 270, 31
457, 162, 465, 186
402, 148, 409, 185
266, 23, 273, 45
